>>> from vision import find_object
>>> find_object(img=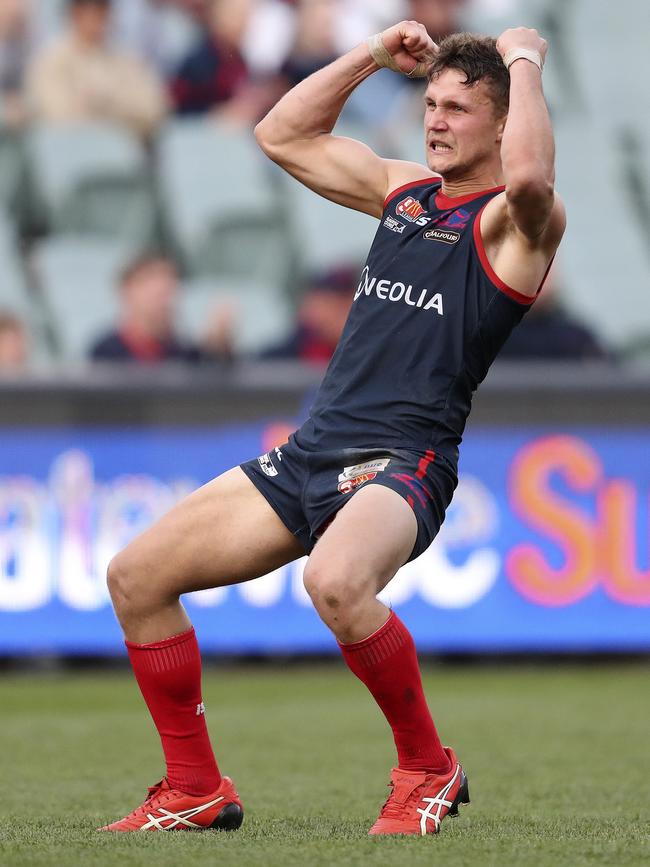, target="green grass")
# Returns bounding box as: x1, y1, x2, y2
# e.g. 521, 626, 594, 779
1, 662, 649, 866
